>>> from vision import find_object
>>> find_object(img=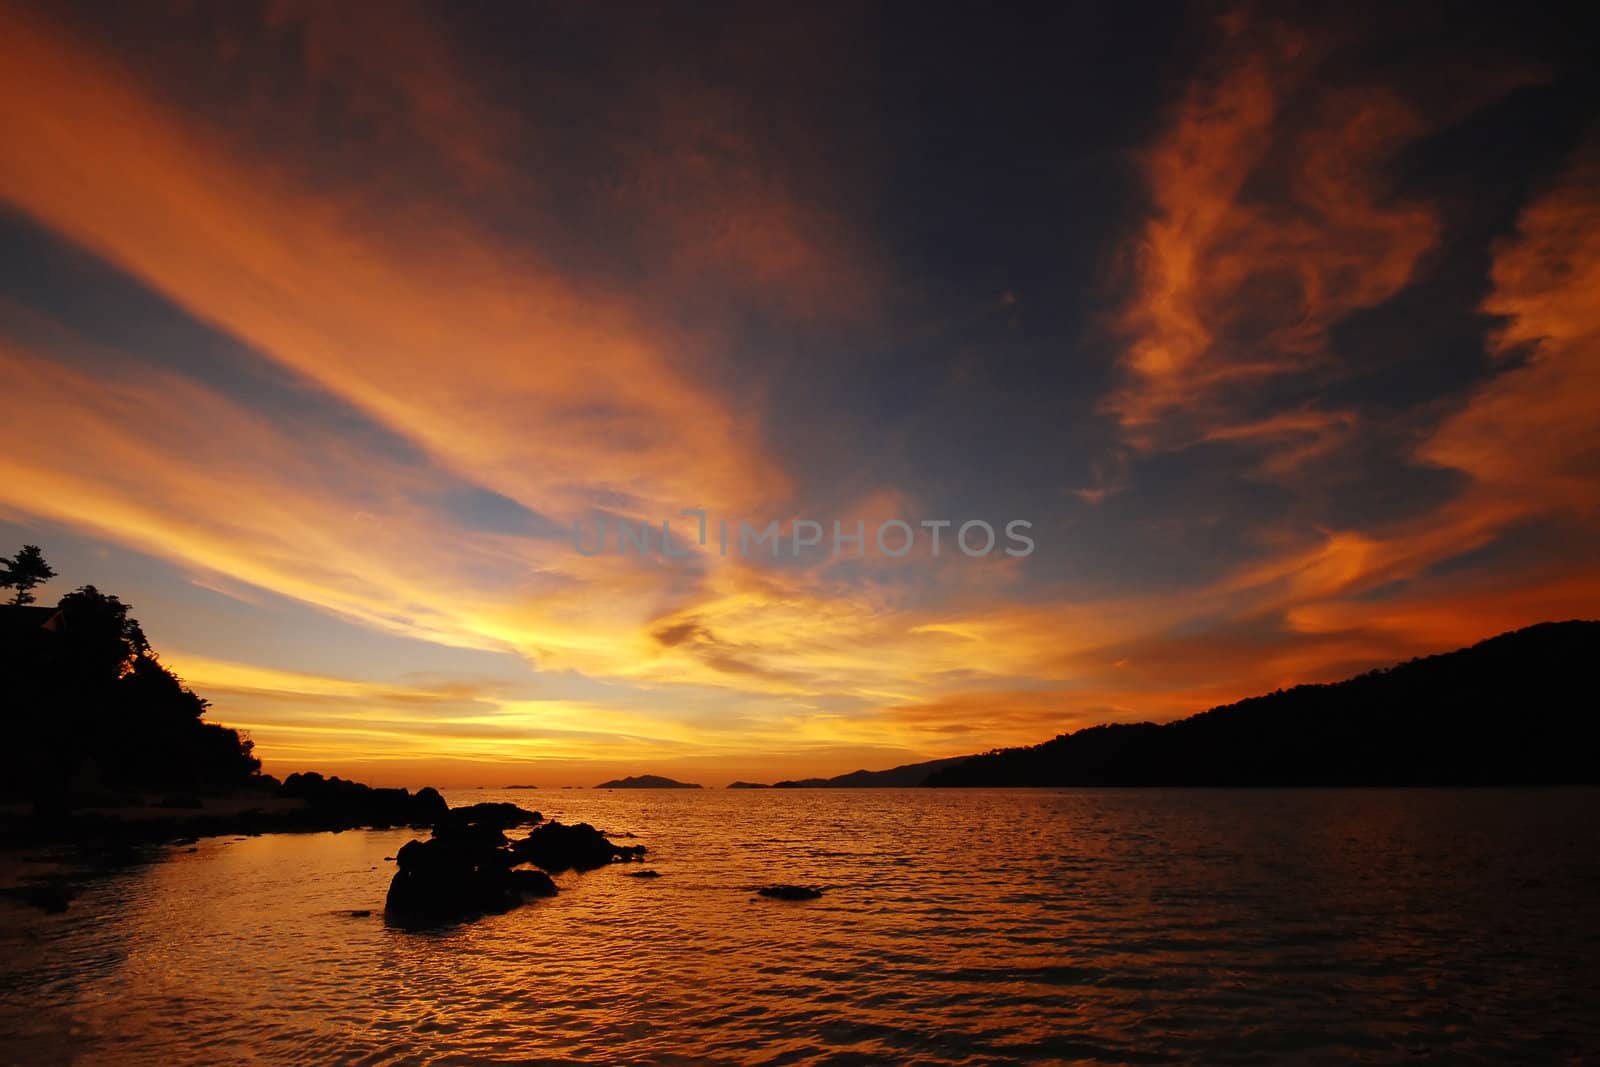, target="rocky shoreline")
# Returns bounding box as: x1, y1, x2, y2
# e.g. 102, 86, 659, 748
0, 772, 465, 852
0, 773, 663, 926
